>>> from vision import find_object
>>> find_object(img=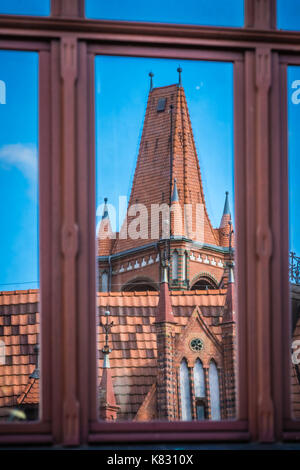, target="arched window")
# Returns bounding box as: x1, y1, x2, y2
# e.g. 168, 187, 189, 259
194, 359, 205, 397
101, 271, 108, 292
179, 359, 192, 421
172, 250, 179, 281
191, 277, 218, 290
182, 251, 188, 282
209, 360, 221, 420
194, 359, 206, 420
122, 277, 158, 292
